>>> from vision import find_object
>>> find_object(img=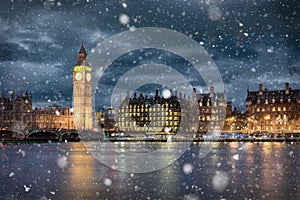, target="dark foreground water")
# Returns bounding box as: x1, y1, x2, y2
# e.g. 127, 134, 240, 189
1, 141, 300, 200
